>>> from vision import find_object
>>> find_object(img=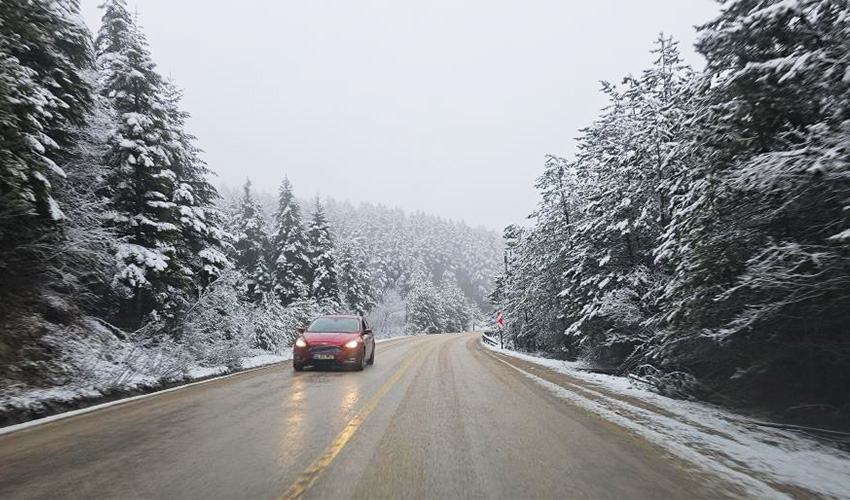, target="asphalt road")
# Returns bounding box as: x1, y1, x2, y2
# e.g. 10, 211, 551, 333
0, 333, 737, 499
